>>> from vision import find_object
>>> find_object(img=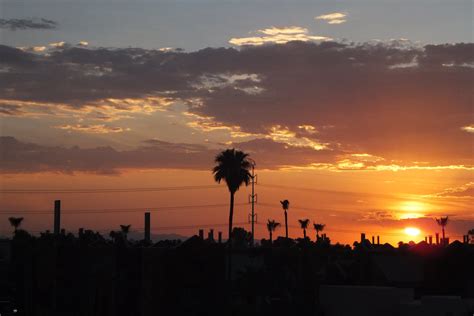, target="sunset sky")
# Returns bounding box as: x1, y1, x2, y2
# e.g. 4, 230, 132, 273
0, 0, 472, 245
